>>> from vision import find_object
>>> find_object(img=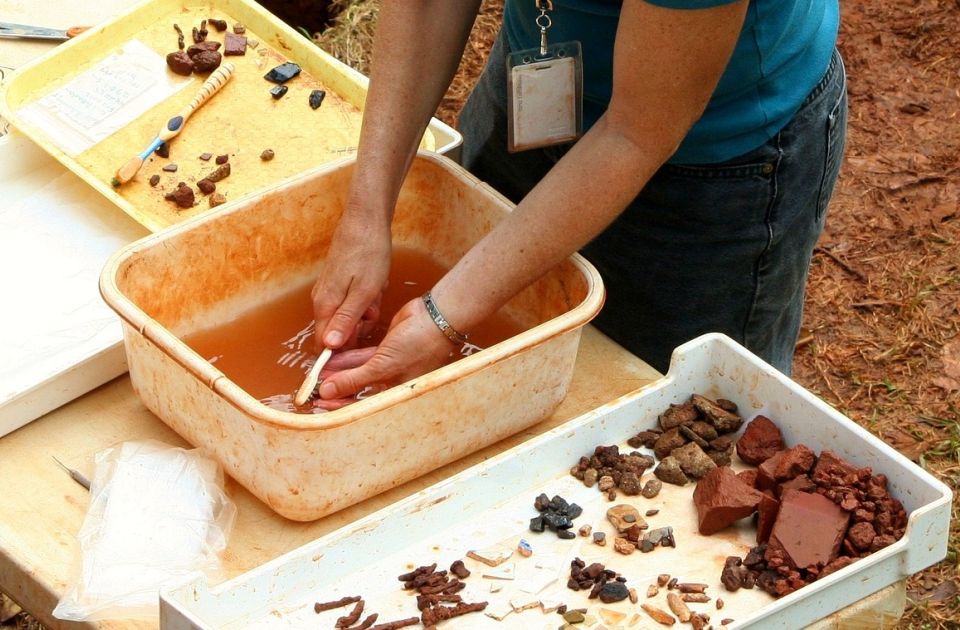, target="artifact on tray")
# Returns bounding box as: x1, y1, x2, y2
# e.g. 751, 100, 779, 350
260, 149, 275, 161
197, 179, 216, 195
223, 32, 247, 56
395, 562, 487, 625
736, 415, 783, 464
264, 61, 302, 83
205, 163, 231, 183
166, 50, 194, 76
310, 89, 327, 109
566, 557, 630, 602
164, 182, 195, 208
173, 23, 185, 50
208, 18, 228, 32
530, 493, 582, 540
692, 466, 764, 535
191, 50, 222, 74
270, 85, 288, 99
209, 192, 226, 207
148, 174, 160, 187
